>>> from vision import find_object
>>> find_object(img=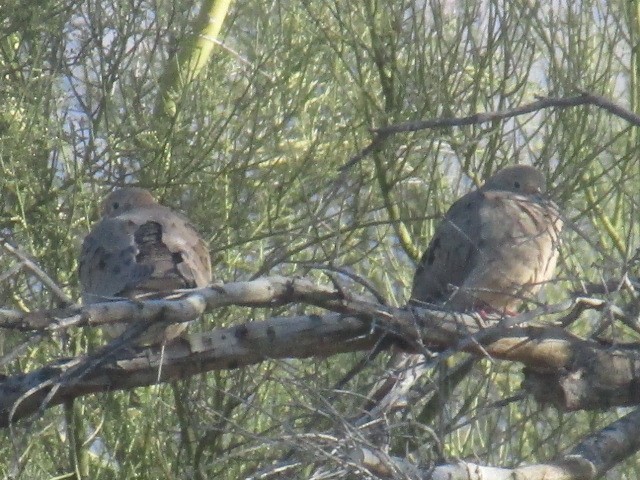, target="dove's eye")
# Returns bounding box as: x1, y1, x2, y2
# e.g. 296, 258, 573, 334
112, 202, 120, 210
513, 181, 521, 189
